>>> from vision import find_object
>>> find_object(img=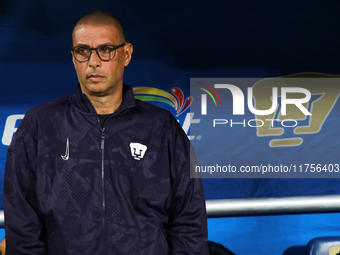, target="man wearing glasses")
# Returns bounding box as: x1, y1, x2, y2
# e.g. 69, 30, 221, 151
4, 11, 209, 254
